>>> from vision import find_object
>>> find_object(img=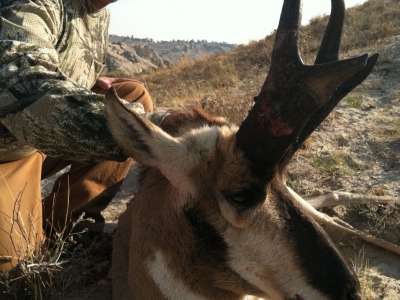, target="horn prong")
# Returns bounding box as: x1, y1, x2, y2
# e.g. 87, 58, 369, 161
315, 0, 346, 64
236, 0, 377, 178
